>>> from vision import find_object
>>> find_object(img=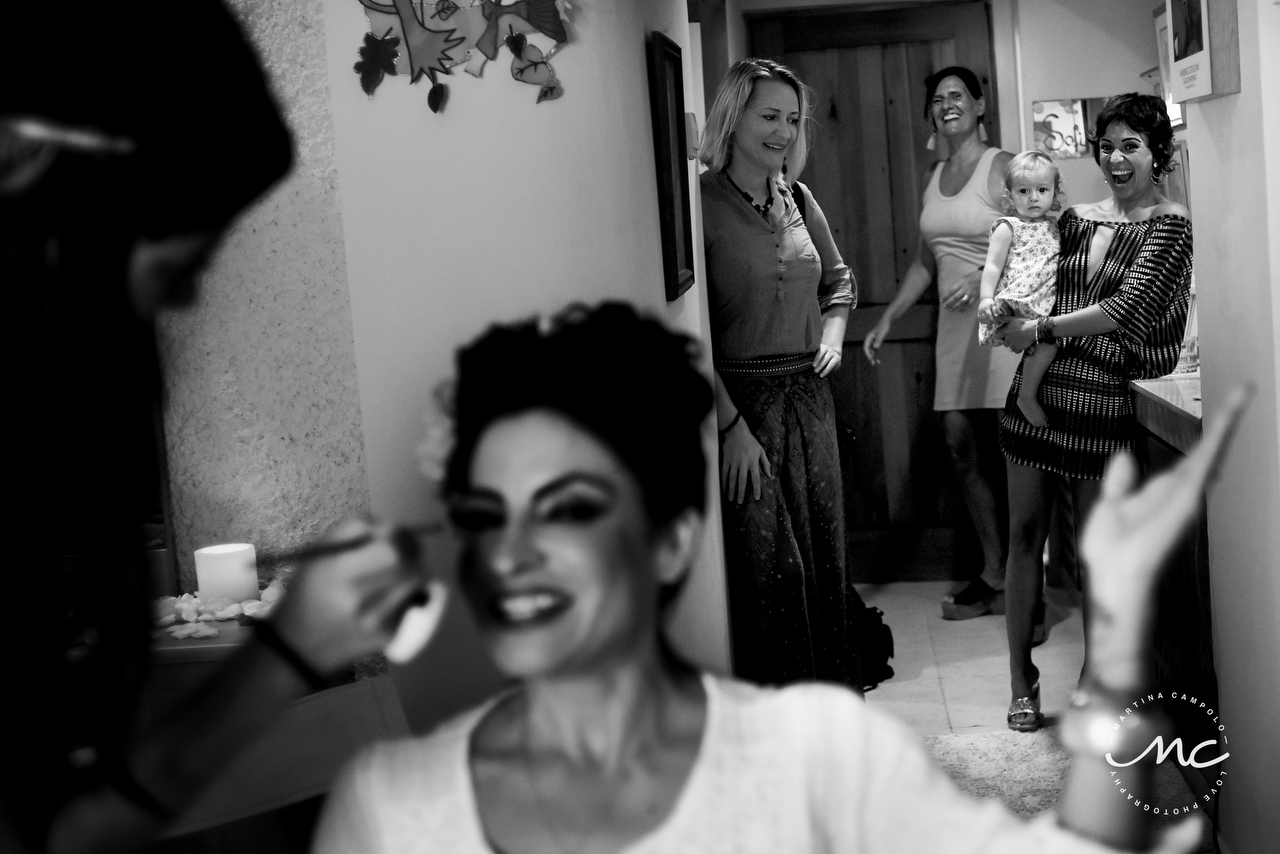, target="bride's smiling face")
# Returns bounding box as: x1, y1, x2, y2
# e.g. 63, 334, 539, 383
451, 409, 662, 679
